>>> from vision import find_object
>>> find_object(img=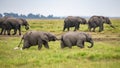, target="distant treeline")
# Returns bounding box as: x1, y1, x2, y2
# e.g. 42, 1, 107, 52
0, 12, 64, 19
